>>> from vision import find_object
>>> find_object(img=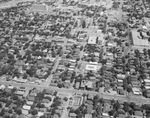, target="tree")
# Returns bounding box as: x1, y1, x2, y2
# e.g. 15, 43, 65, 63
82, 20, 86, 28
127, 86, 132, 93
36, 92, 44, 101
142, 89, 148, 97
93, 95, 100, 106
122, 56, 126, 63
146, 62, 150, 68
11, 114, 17, 118
143, 48, 148, 55
63, 97, 68, 101
0, 103, 2, 108
126, 76, 132, 84
31, 109, 38, 115
16, 108, 22, 115
0, 108, 5, 116
135, 49, 140, 57
3, 114, 10, 118
39, 115, 46, 118
114, 101, 120, 111
130, 102, 136, 110
22, 73, 28, 79
123, 102, 129, 112
108, 109, 115, 116
8, 109, 13, 113
74, 109, 81, 115
5, 100, 12, 107
123, 79, 128, 90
